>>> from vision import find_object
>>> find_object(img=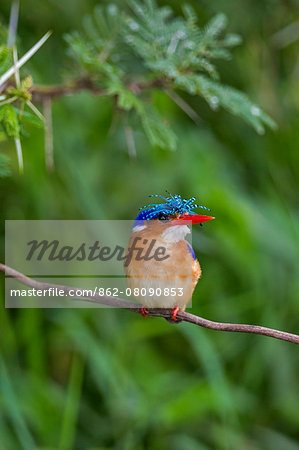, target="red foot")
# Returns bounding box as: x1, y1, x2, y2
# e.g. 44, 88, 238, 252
171, 307, 180, 322
141, 307, 149, 318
